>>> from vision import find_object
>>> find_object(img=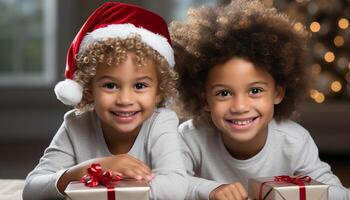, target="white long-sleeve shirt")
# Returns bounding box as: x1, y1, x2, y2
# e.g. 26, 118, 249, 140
23, 108, 187, 200
179, 119, 349, 200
